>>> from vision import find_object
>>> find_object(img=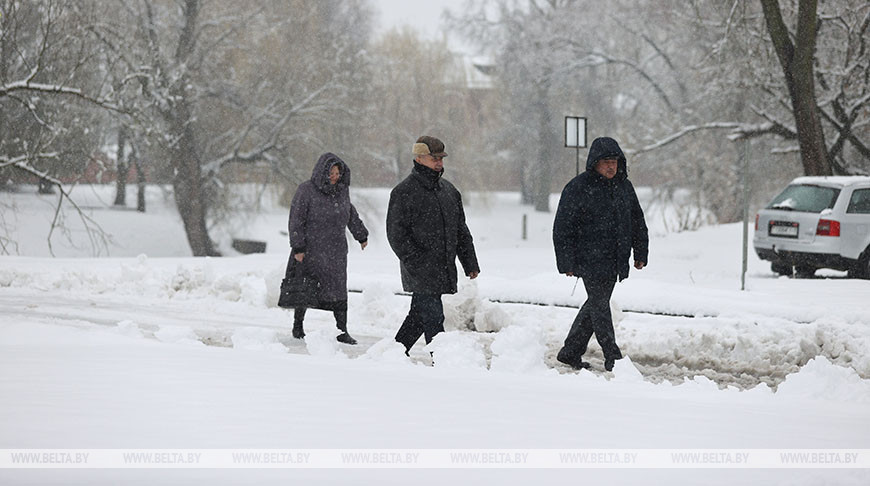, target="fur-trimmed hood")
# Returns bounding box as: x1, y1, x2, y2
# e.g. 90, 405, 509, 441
311, 152, 351, 194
